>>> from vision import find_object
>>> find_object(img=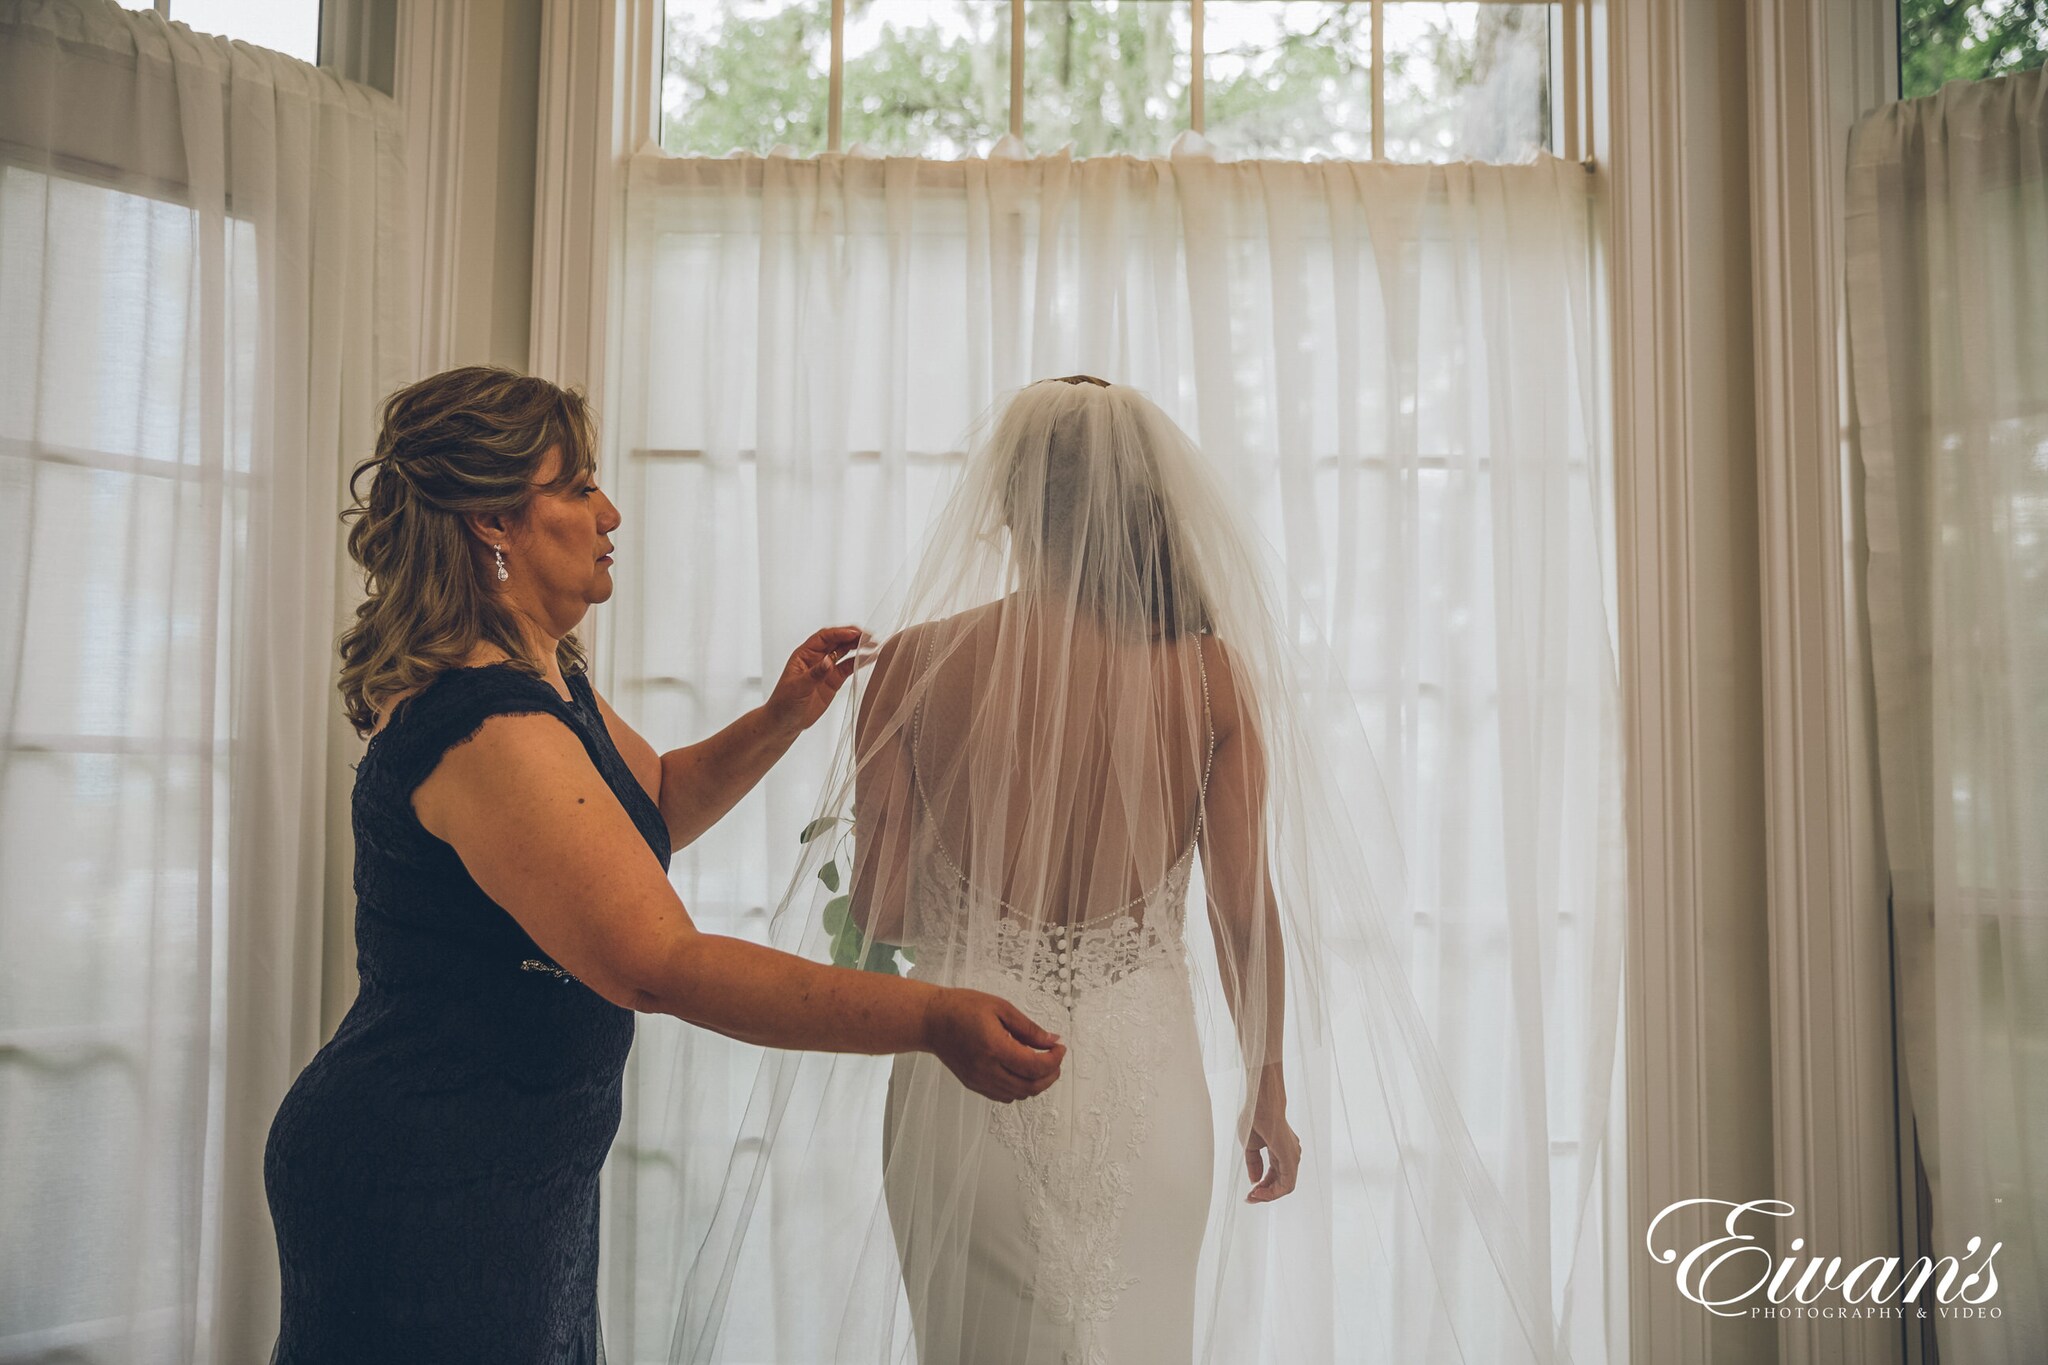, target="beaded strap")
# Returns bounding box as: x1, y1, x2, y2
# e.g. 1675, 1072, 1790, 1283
906, 622, 1215, 922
